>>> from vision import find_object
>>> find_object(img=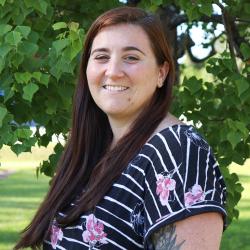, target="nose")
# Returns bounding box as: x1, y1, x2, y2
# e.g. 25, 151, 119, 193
104, 58, 125, 79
